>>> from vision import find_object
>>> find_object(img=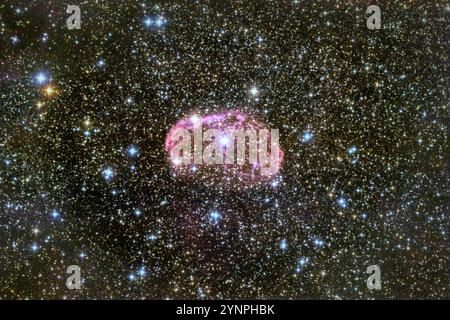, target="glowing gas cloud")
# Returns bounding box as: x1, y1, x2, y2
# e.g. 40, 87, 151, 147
165, 111, 284, 182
